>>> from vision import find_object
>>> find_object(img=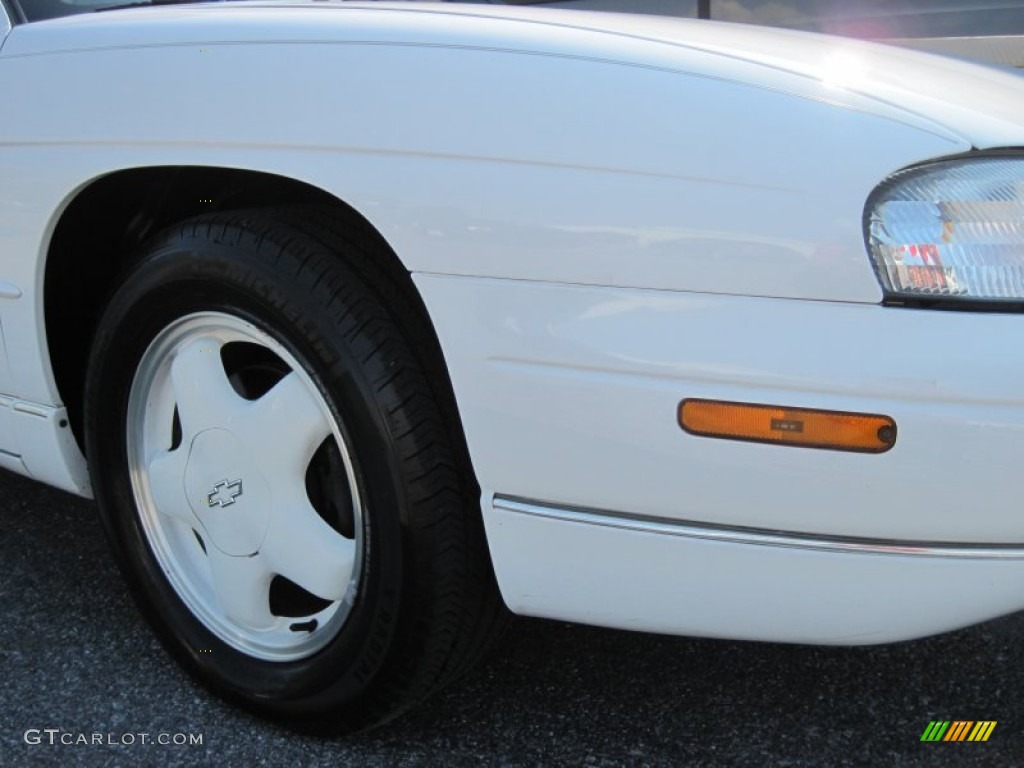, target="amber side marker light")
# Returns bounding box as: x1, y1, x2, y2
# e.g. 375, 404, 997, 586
678, 399, 897, 453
